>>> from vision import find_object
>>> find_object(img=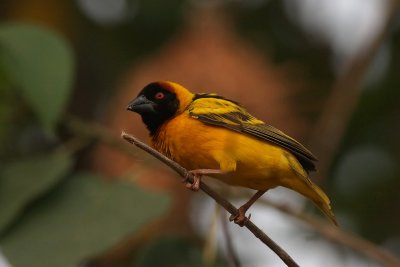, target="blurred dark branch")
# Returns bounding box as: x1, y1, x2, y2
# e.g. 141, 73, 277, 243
256, 199, 400, 267
220, 210, 241, 267
309, 0, 400, 179
121, 132, 300, 267
64, 115, 138, 158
